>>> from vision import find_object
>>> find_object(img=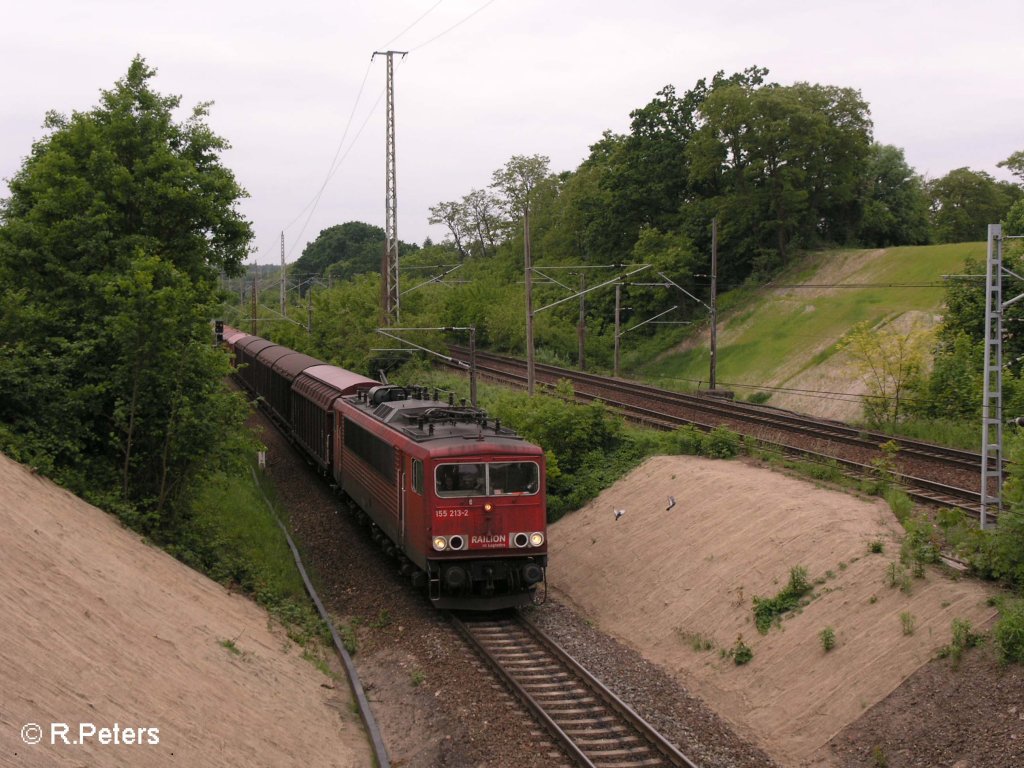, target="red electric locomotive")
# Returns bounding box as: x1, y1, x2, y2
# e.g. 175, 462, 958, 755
221, 326, 548, 610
